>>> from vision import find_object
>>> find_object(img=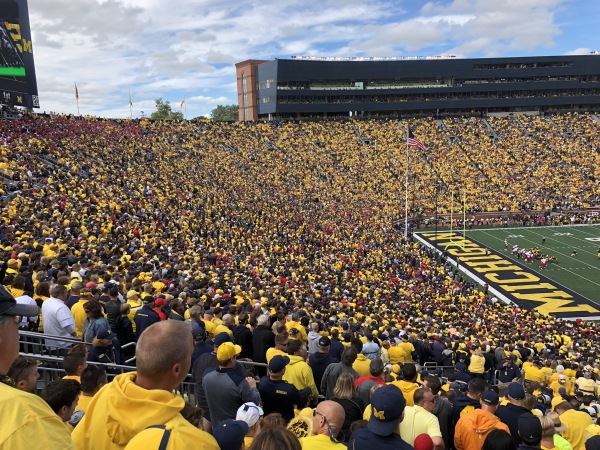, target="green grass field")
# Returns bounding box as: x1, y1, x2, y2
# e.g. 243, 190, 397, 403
464, 224, 600, 305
